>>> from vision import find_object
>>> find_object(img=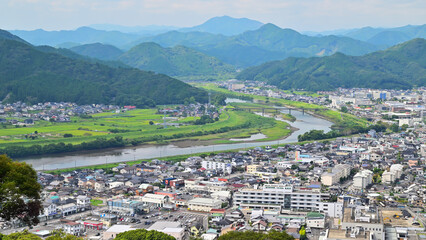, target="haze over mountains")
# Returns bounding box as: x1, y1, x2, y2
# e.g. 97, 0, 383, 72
9, 16, 426, 69
2, 16, 426, 93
